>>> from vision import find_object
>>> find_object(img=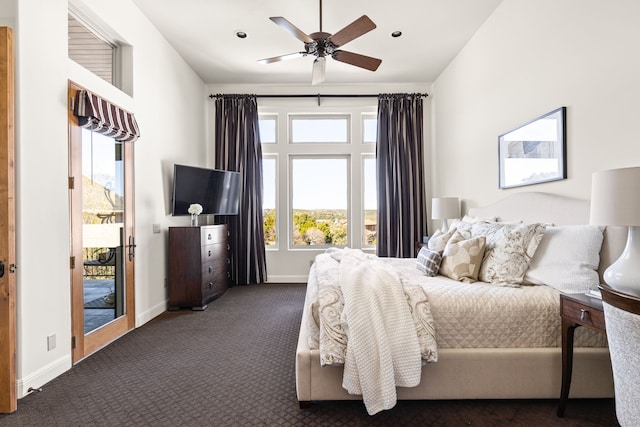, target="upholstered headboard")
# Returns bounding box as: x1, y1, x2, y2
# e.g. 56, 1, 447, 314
467, 192, 626, 282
